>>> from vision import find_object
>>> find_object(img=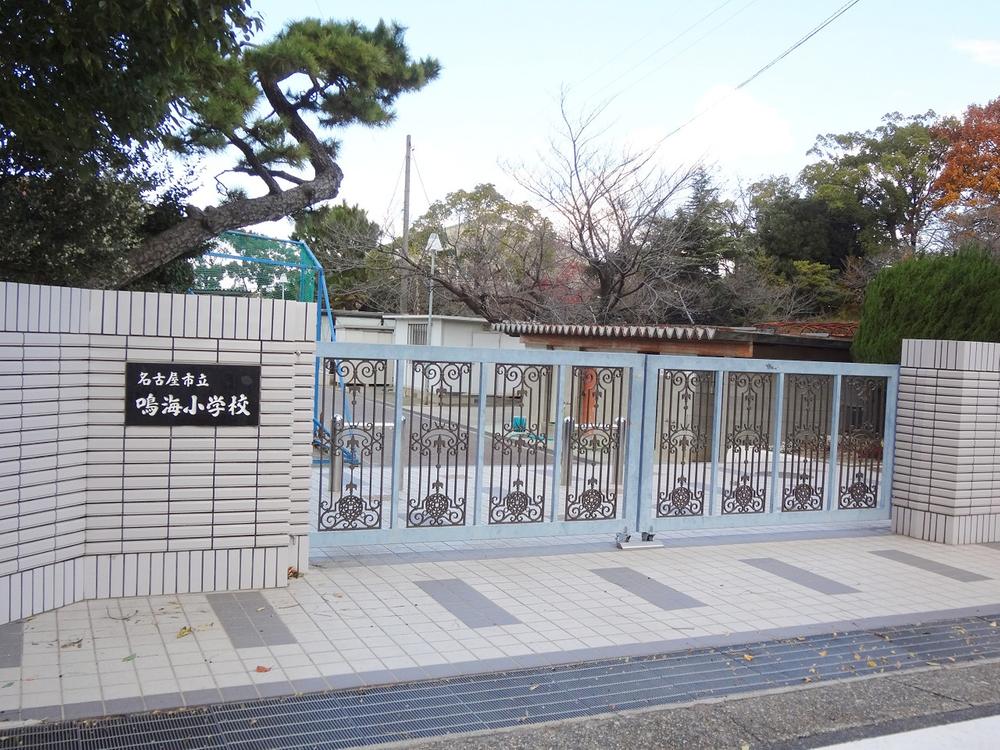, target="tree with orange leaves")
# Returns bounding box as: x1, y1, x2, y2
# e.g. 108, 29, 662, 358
935, 98, 1000, 207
